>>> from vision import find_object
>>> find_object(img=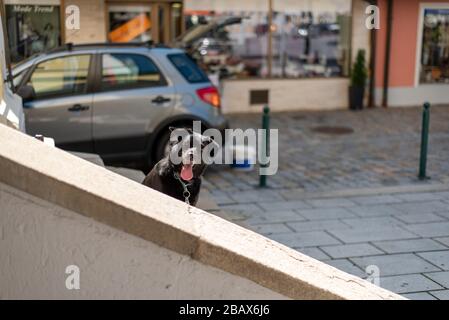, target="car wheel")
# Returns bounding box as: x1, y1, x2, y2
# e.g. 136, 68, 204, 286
155, 130, 172, 162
